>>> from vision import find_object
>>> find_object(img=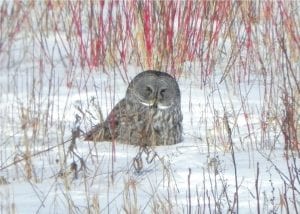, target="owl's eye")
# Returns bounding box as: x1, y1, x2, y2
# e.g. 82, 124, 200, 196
160, 88, 166, 97
146, 86, 153, 95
